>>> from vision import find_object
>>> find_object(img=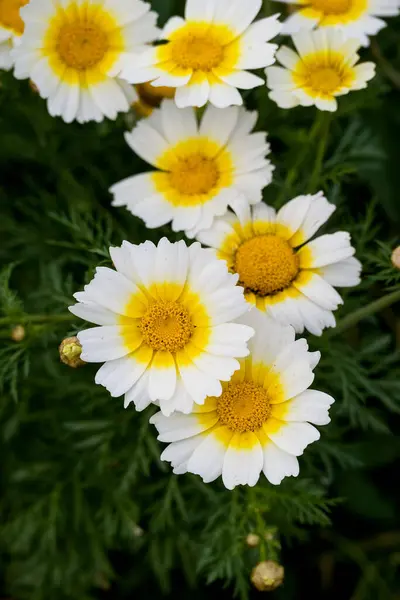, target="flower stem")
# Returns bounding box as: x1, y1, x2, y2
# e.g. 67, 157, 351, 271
307, 112, 331, 193
0, 313, 75, 327
328, 289, 400, 337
